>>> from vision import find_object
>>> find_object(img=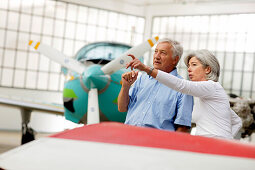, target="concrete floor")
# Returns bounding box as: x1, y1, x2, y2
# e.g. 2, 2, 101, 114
0, 130, 53, 154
